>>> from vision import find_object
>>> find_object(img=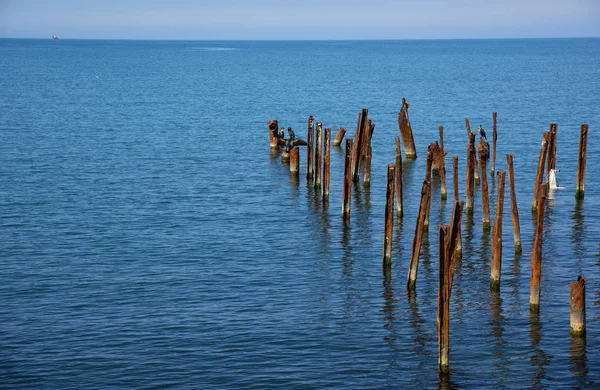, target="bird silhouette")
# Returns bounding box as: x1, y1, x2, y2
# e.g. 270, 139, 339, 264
477, 124, 487, 140
278, 128, 307, 152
